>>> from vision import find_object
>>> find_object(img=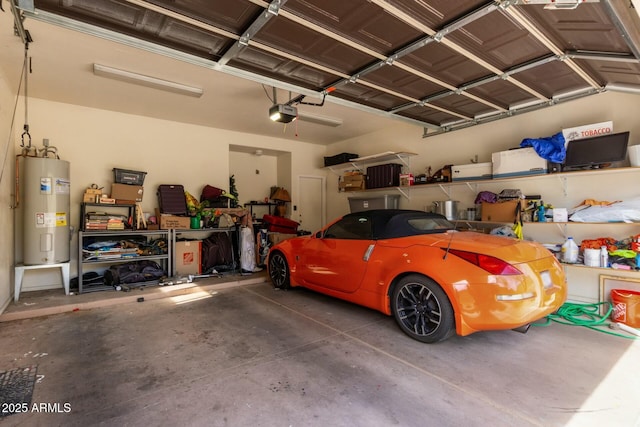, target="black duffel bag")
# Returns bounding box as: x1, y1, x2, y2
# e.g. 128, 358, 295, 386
104, 260, 166, 286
